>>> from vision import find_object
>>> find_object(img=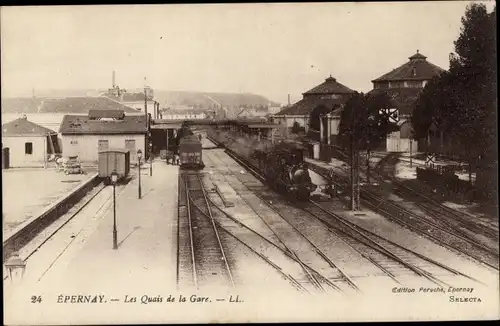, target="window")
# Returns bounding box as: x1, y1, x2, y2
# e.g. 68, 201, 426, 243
25, 142, 33, 155
407, 80, 423, 88
389, 81, 404, 88
70, 140, 78, 145
98, 140, 109, 151
374, 82, 389, 89
320, 94, 339, 100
